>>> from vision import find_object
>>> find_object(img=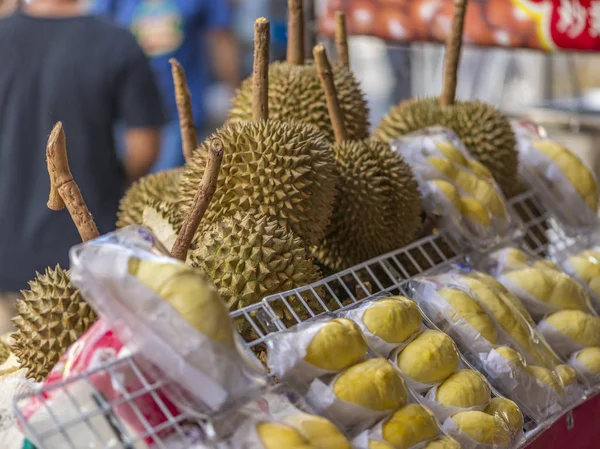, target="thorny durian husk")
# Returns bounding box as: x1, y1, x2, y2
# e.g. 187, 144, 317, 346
178, 120, 339, 246
228, 61, 370, 142
313, 139, 422, 271
140, 198, 185, 251
12, 265, 96, 381
117, 168, 183, 229
374, 98, 520, 198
